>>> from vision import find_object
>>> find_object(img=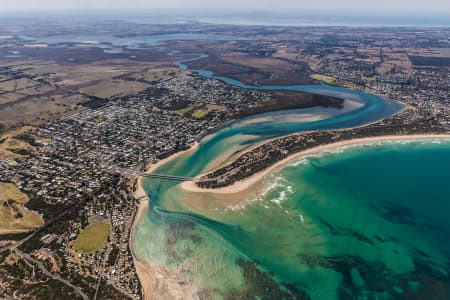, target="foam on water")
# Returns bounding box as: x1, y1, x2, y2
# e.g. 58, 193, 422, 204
131, 48, 426, 298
